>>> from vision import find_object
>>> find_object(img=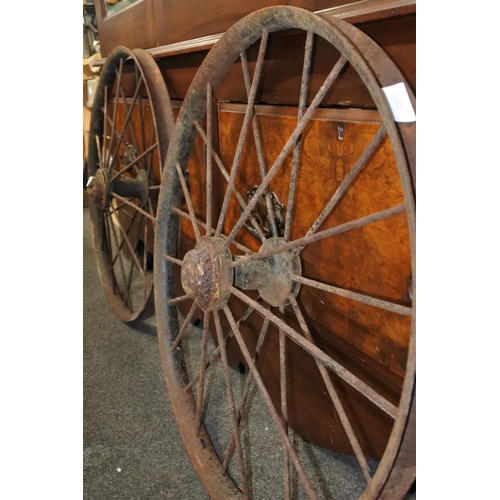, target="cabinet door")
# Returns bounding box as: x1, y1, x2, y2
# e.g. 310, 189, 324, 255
219, 103, 411, 374
196, 102, 411, 459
